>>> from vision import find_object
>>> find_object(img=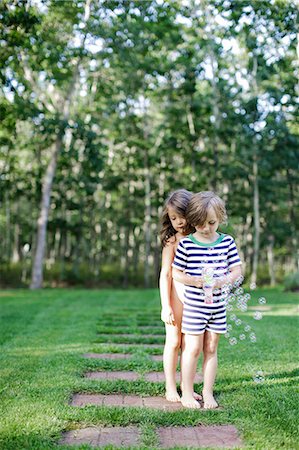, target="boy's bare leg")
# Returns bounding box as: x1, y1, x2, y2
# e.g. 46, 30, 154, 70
181, 333, 204, 408
180, 334, 202, 401
202, 331, 220, 409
